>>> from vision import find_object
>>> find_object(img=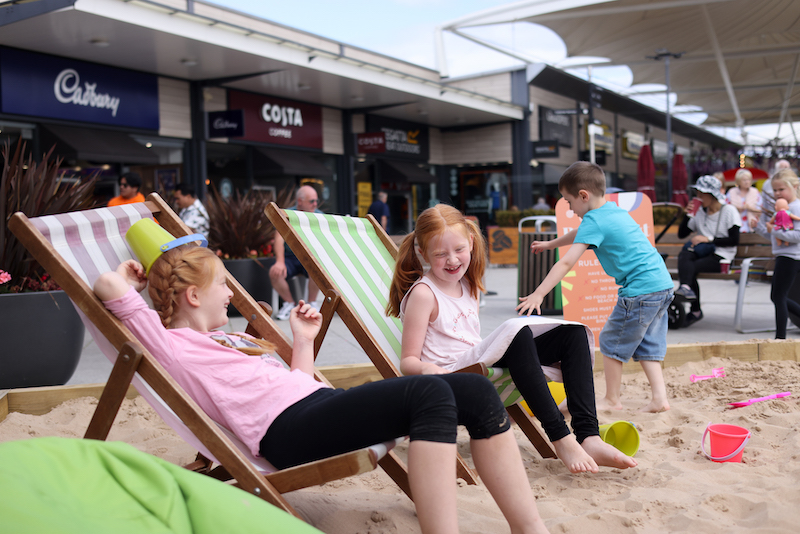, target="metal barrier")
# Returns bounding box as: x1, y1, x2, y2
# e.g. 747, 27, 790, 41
517, 232, 562, 314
